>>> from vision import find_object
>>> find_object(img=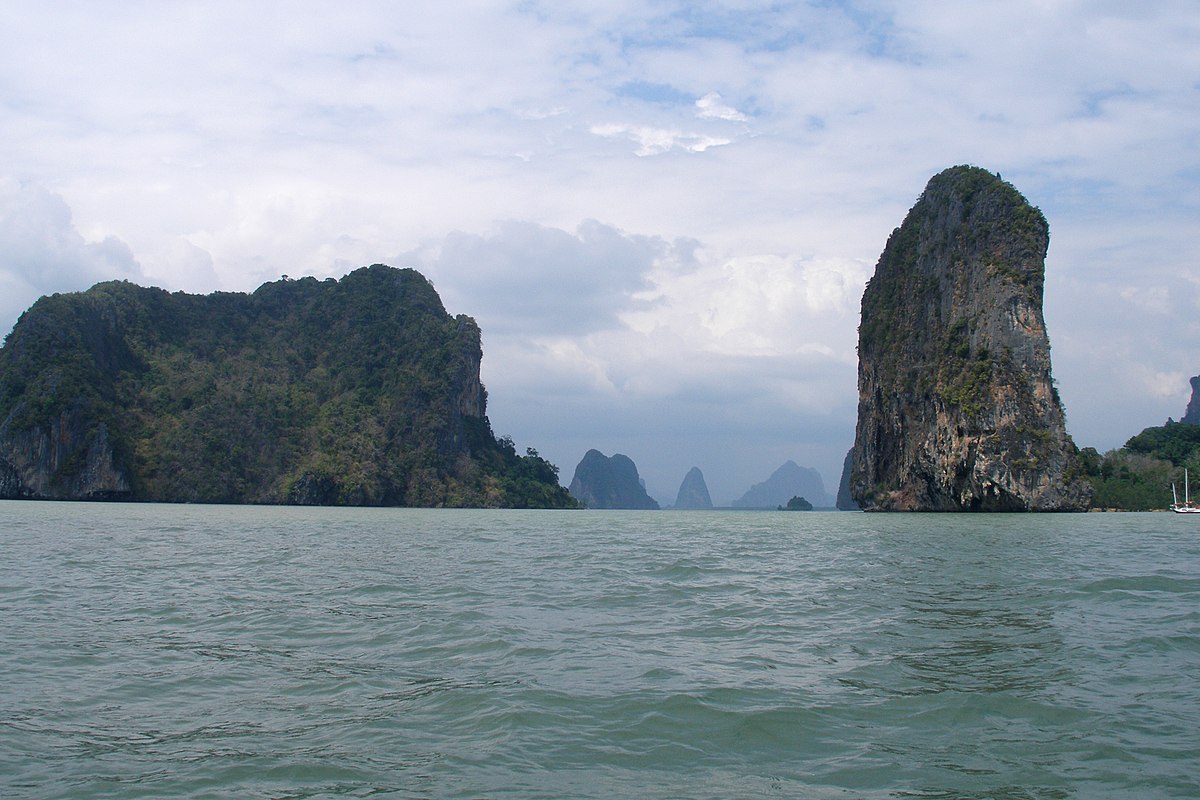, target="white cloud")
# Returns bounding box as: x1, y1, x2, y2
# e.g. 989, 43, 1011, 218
403, 219, 665, 335
0, 178, 143, 332
406, 223, 868, 501
695, 92, 748, 122
590, 123, 732, 155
